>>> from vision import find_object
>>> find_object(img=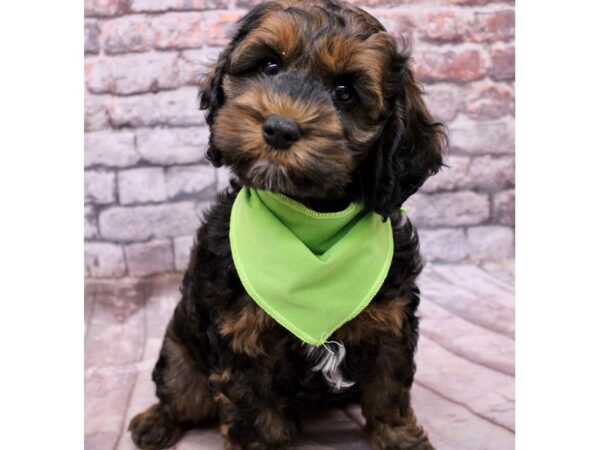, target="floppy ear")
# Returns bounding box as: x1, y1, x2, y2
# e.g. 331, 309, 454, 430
198, 3, 272, 167
360, 50, 447, 219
